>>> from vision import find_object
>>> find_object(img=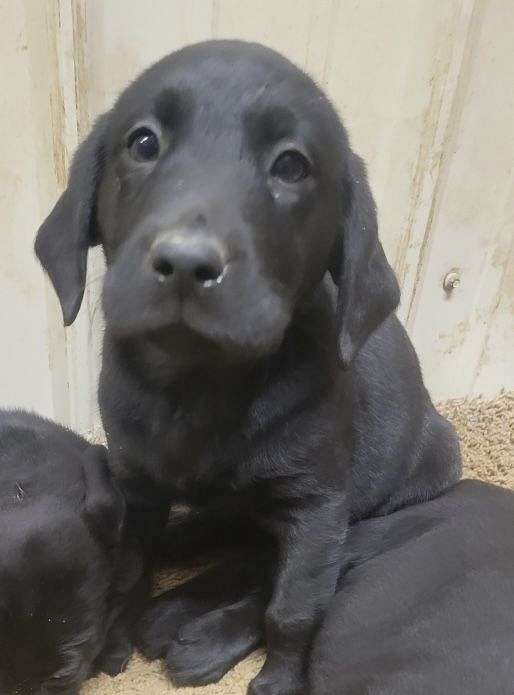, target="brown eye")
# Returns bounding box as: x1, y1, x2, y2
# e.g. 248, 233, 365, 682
127, 127, 160, 162
271, 150, 311, 183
